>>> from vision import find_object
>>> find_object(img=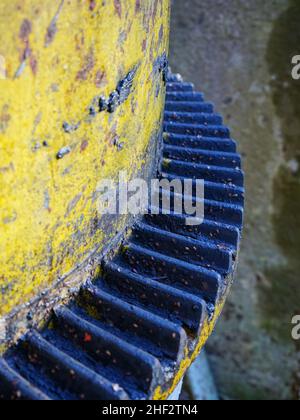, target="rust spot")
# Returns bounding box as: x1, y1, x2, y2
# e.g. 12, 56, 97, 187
95, 69, 107, 88
135, 0, 141, 14
89, 0, 96, 11
84, 333, 92, 343
30, 54, 38, 75
76, 48, 95, 81
75, 32, 85, 51
19, 19, 32, 41
80, 140, 89, 153
114, 0, 122, 18
142, 39, 147, 51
